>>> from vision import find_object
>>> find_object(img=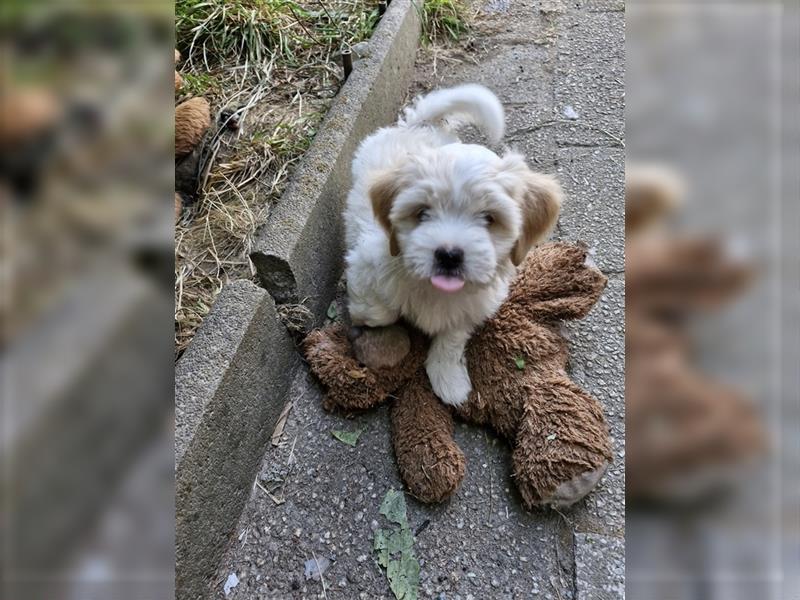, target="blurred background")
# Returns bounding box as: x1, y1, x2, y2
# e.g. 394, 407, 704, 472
0, 1, 797, 599
626, 1, 798, 599
0, 2, 175, 599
